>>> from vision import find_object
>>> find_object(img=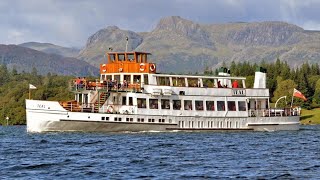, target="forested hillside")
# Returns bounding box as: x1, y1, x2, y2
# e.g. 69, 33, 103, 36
0, 60, 319, 125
